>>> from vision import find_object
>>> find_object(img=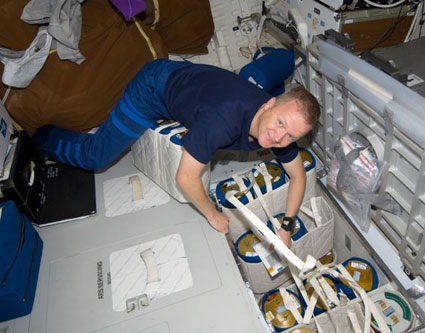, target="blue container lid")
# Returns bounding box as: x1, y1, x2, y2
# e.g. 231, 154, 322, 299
261, 288, 305, 332
299, 148, 316, 172
216, 176, 252, 209
337, 257, 379, 300
301, 274, 341, 316
217, 162, 286, 208
149, 119, 180, 131
169, 129, 188, 146
157, 122, 185, 135
271, 213, 306, 241
252, 161, 286, 195
234, 221, 274, 263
